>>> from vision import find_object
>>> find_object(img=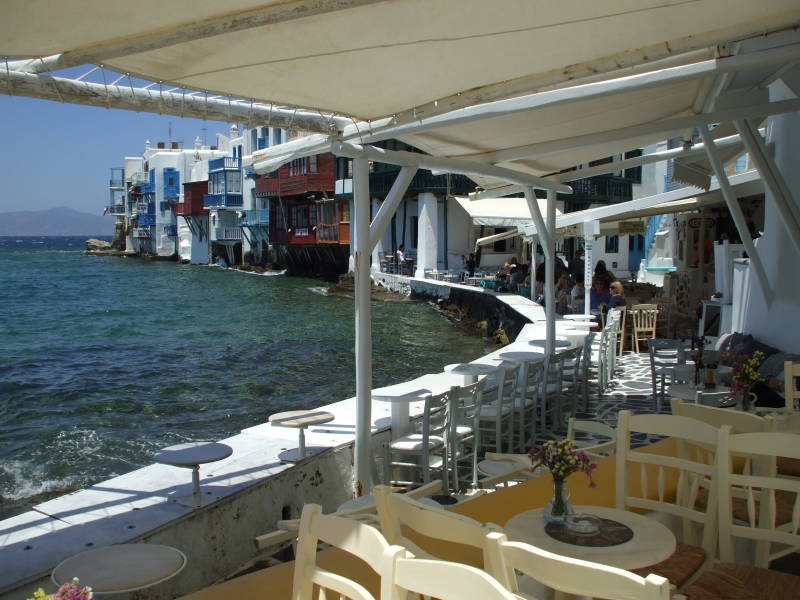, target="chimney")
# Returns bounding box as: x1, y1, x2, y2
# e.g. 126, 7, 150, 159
171, 142, 179, 150
157, 142, 165, 149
